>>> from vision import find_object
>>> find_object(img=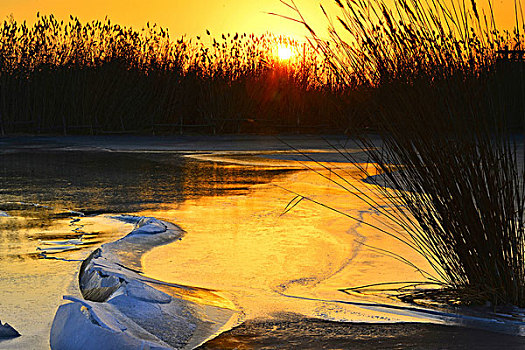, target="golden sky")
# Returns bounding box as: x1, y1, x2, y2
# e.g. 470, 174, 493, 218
0, 1, 326, 39
0, 0, 520, 40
